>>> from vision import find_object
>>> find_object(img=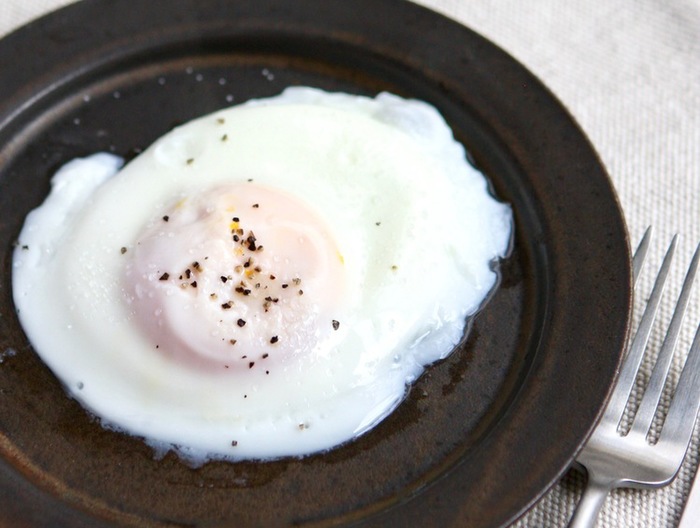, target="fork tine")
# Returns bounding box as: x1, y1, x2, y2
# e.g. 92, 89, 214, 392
657, 321, 700, 467
605, 235, 678, 422
657, 243, 700, 447
633, 226, 653, 285
630, 241, 700, 436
